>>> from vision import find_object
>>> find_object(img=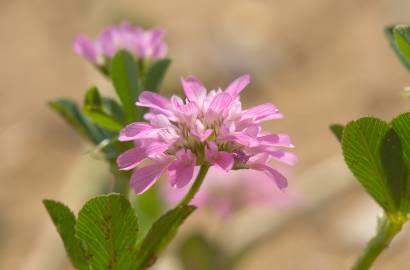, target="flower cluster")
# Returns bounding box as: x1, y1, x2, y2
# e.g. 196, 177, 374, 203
73, 21, 167, 65
117, 75, 297, 194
